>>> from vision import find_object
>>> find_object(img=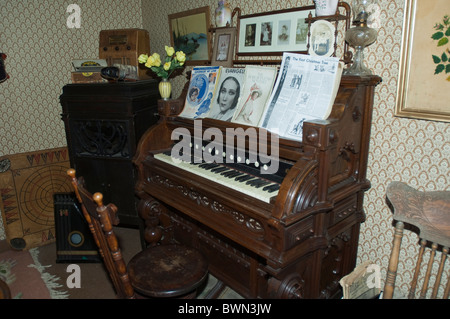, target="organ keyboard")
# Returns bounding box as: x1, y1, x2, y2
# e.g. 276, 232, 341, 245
134, 74, 381, 298
154, 152, 281, 203
153, 136, 290, 203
